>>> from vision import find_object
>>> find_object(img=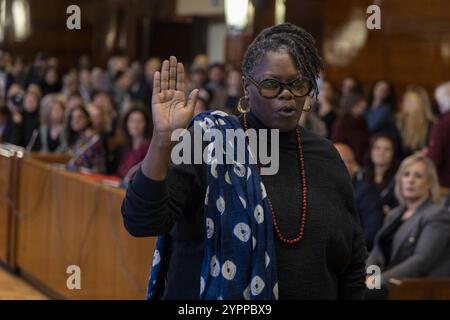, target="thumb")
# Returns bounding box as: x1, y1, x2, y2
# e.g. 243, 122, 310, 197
186, 89, 199, 110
